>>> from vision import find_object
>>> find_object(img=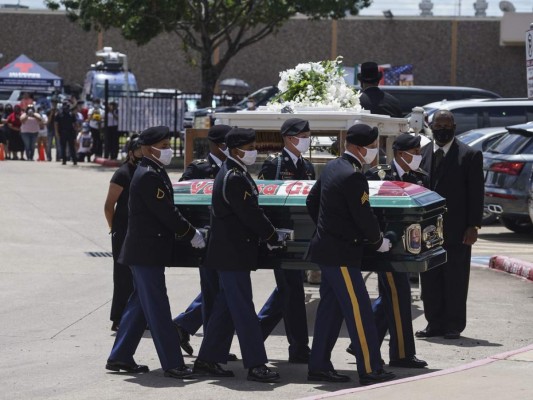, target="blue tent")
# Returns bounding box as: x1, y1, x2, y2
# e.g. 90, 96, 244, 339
0, 54, 63, 92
